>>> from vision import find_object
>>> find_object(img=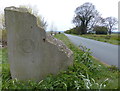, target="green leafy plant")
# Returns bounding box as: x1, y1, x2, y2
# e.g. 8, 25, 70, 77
1, 34, 119, 90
